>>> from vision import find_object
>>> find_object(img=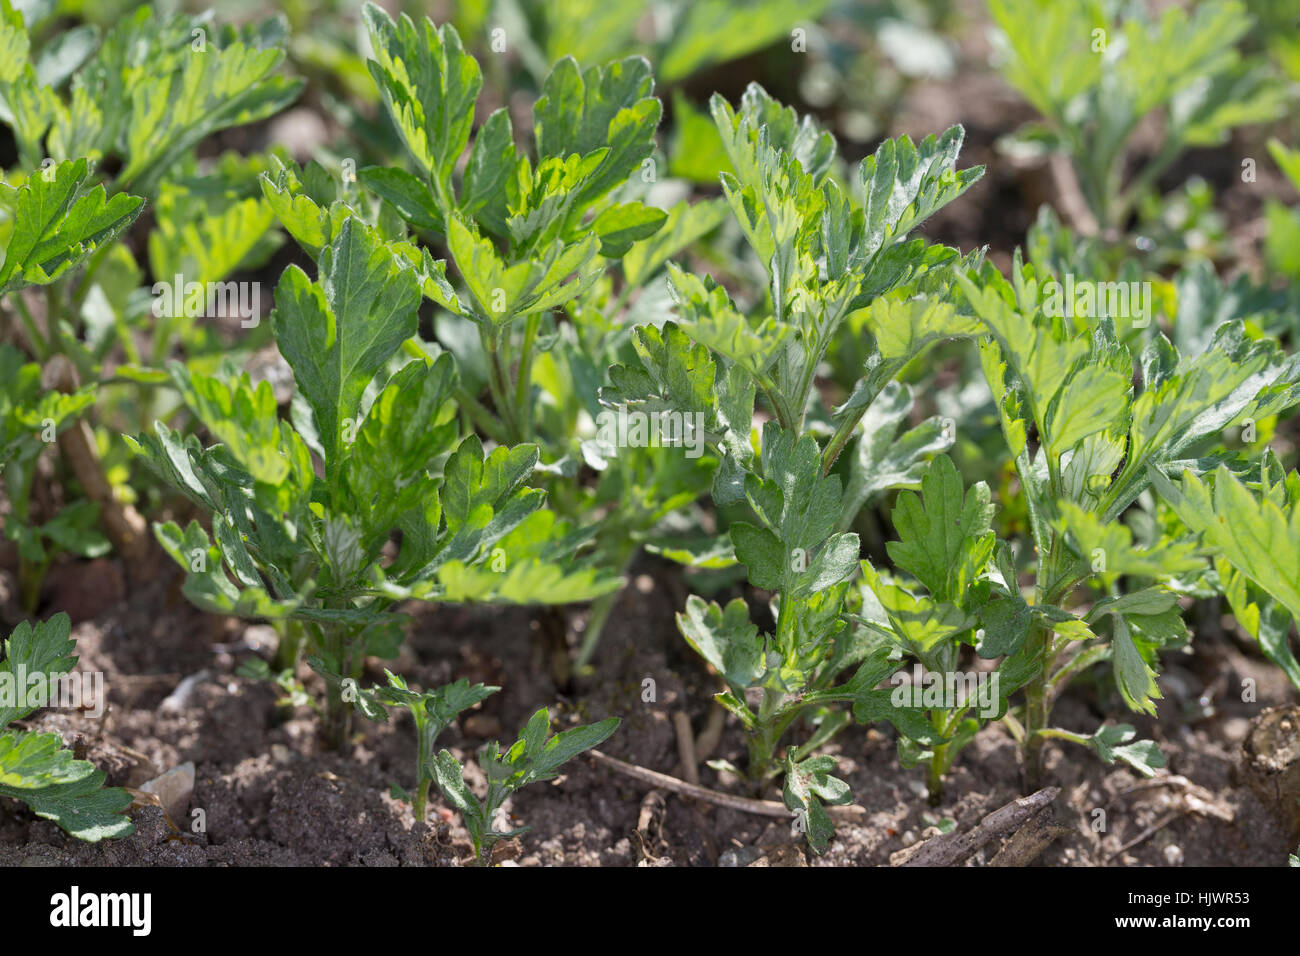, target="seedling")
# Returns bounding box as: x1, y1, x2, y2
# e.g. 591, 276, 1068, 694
355, 2, 663, 446
0, 4, 302, 592
855, 455, 1026, 803
432, 708, 619, 864
262, 9, 731, 674
366, 673, 498, 822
